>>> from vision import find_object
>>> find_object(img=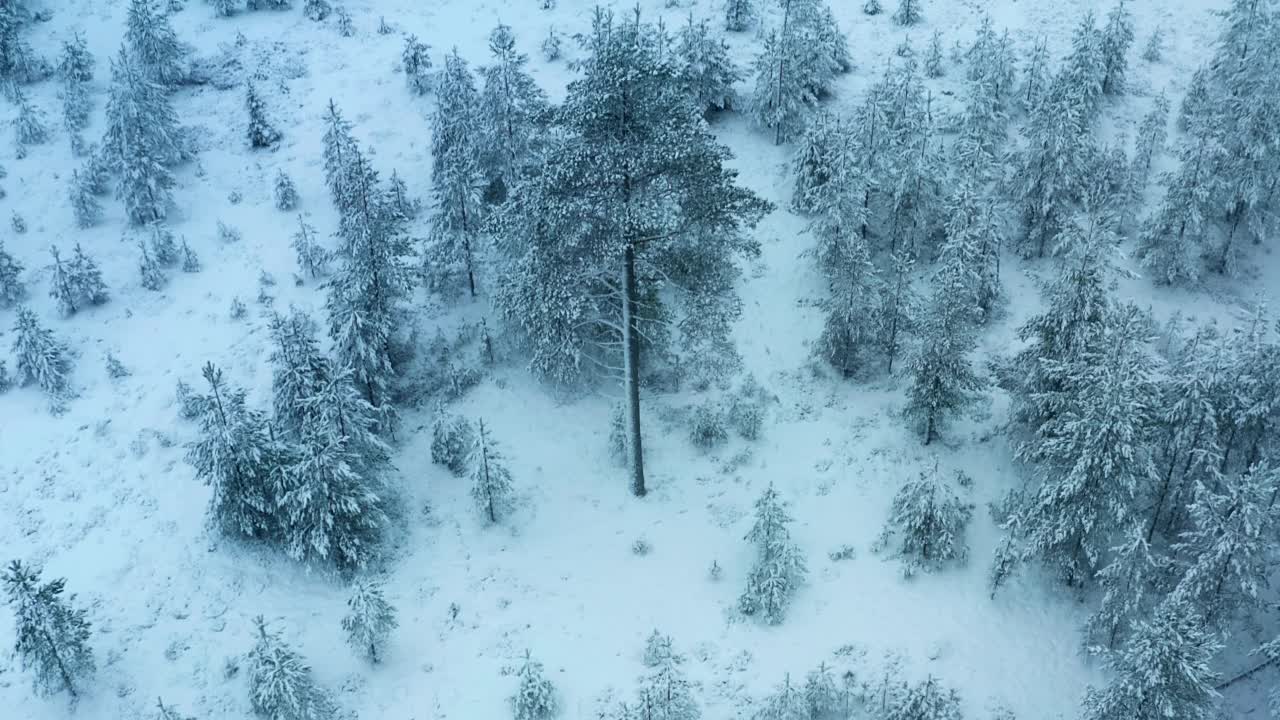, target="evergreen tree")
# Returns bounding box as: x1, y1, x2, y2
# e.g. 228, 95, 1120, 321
674, 16, 742, 115
748, 0, 847, 145
802, 663, 839, 720
11, 308, 74, 403
247, 0, 292, 9
13, 88, 48, 148
886, 677, 963, 720
68, 243, 108, 309
0, 2, 49, 85
2, 561, 95, 698
924, 31, 944, 78
246, 80, 282, 148
186, 363, 279, 539
153, 698, 197, 720
138, 239, 165, 290
494, 9, 769, 497
103, 46, 187, 224
1099, 1, 1134, 95
936, 181, 1002, 325
431, 407, 473, 475
268, 309, 331, 434
892, 0, 922, 27
790, 112, 843, 214
320, 100, 359, 213
1008, 306, 1155, 586
469, 419, 514, 524
180, 237, 201, 272
0, 240, 25, 307
874, 466, 973, 577
1018, 37, 1050, 113
512, 650, 557, 720
903, 286, 983, 445
427, 49, 484, 297
636, 633, 699, 720
478, 23, 548, 193
69, 169, 104, 228
1081, 600, 1220, 720
1136, 134, 1215, 285
1141, 28, 1164, 63
58, 35, 94, 131
1130, 92, 1169, 193
739, 484, 806, 624
209, 0, 237, 17
49, 246, 78, 316
302, 0, 329, 21
248, 617, 337, 720
874, 251, 918, 374
291, 216, 329, 278
150, 222, 179, 265
126, 0, 185, 87
753, 674, 805, 720
402, 34, 432, 95
274, 169, 298, 211
1084, 528, 1170, 652
341, 579, 397, 663
725, 0, 754, 32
